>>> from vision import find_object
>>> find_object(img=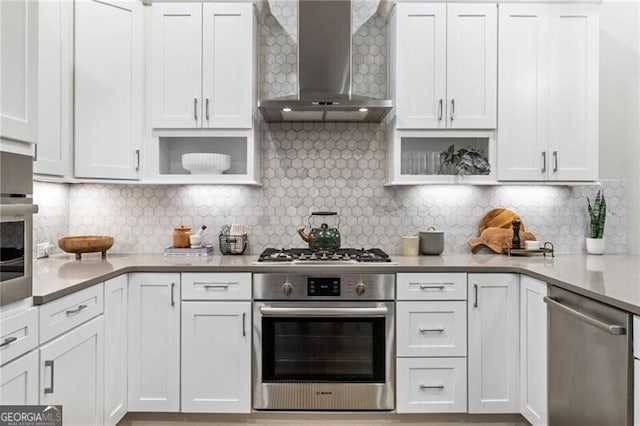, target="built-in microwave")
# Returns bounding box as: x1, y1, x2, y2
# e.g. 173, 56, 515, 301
0, 151, 37, 306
